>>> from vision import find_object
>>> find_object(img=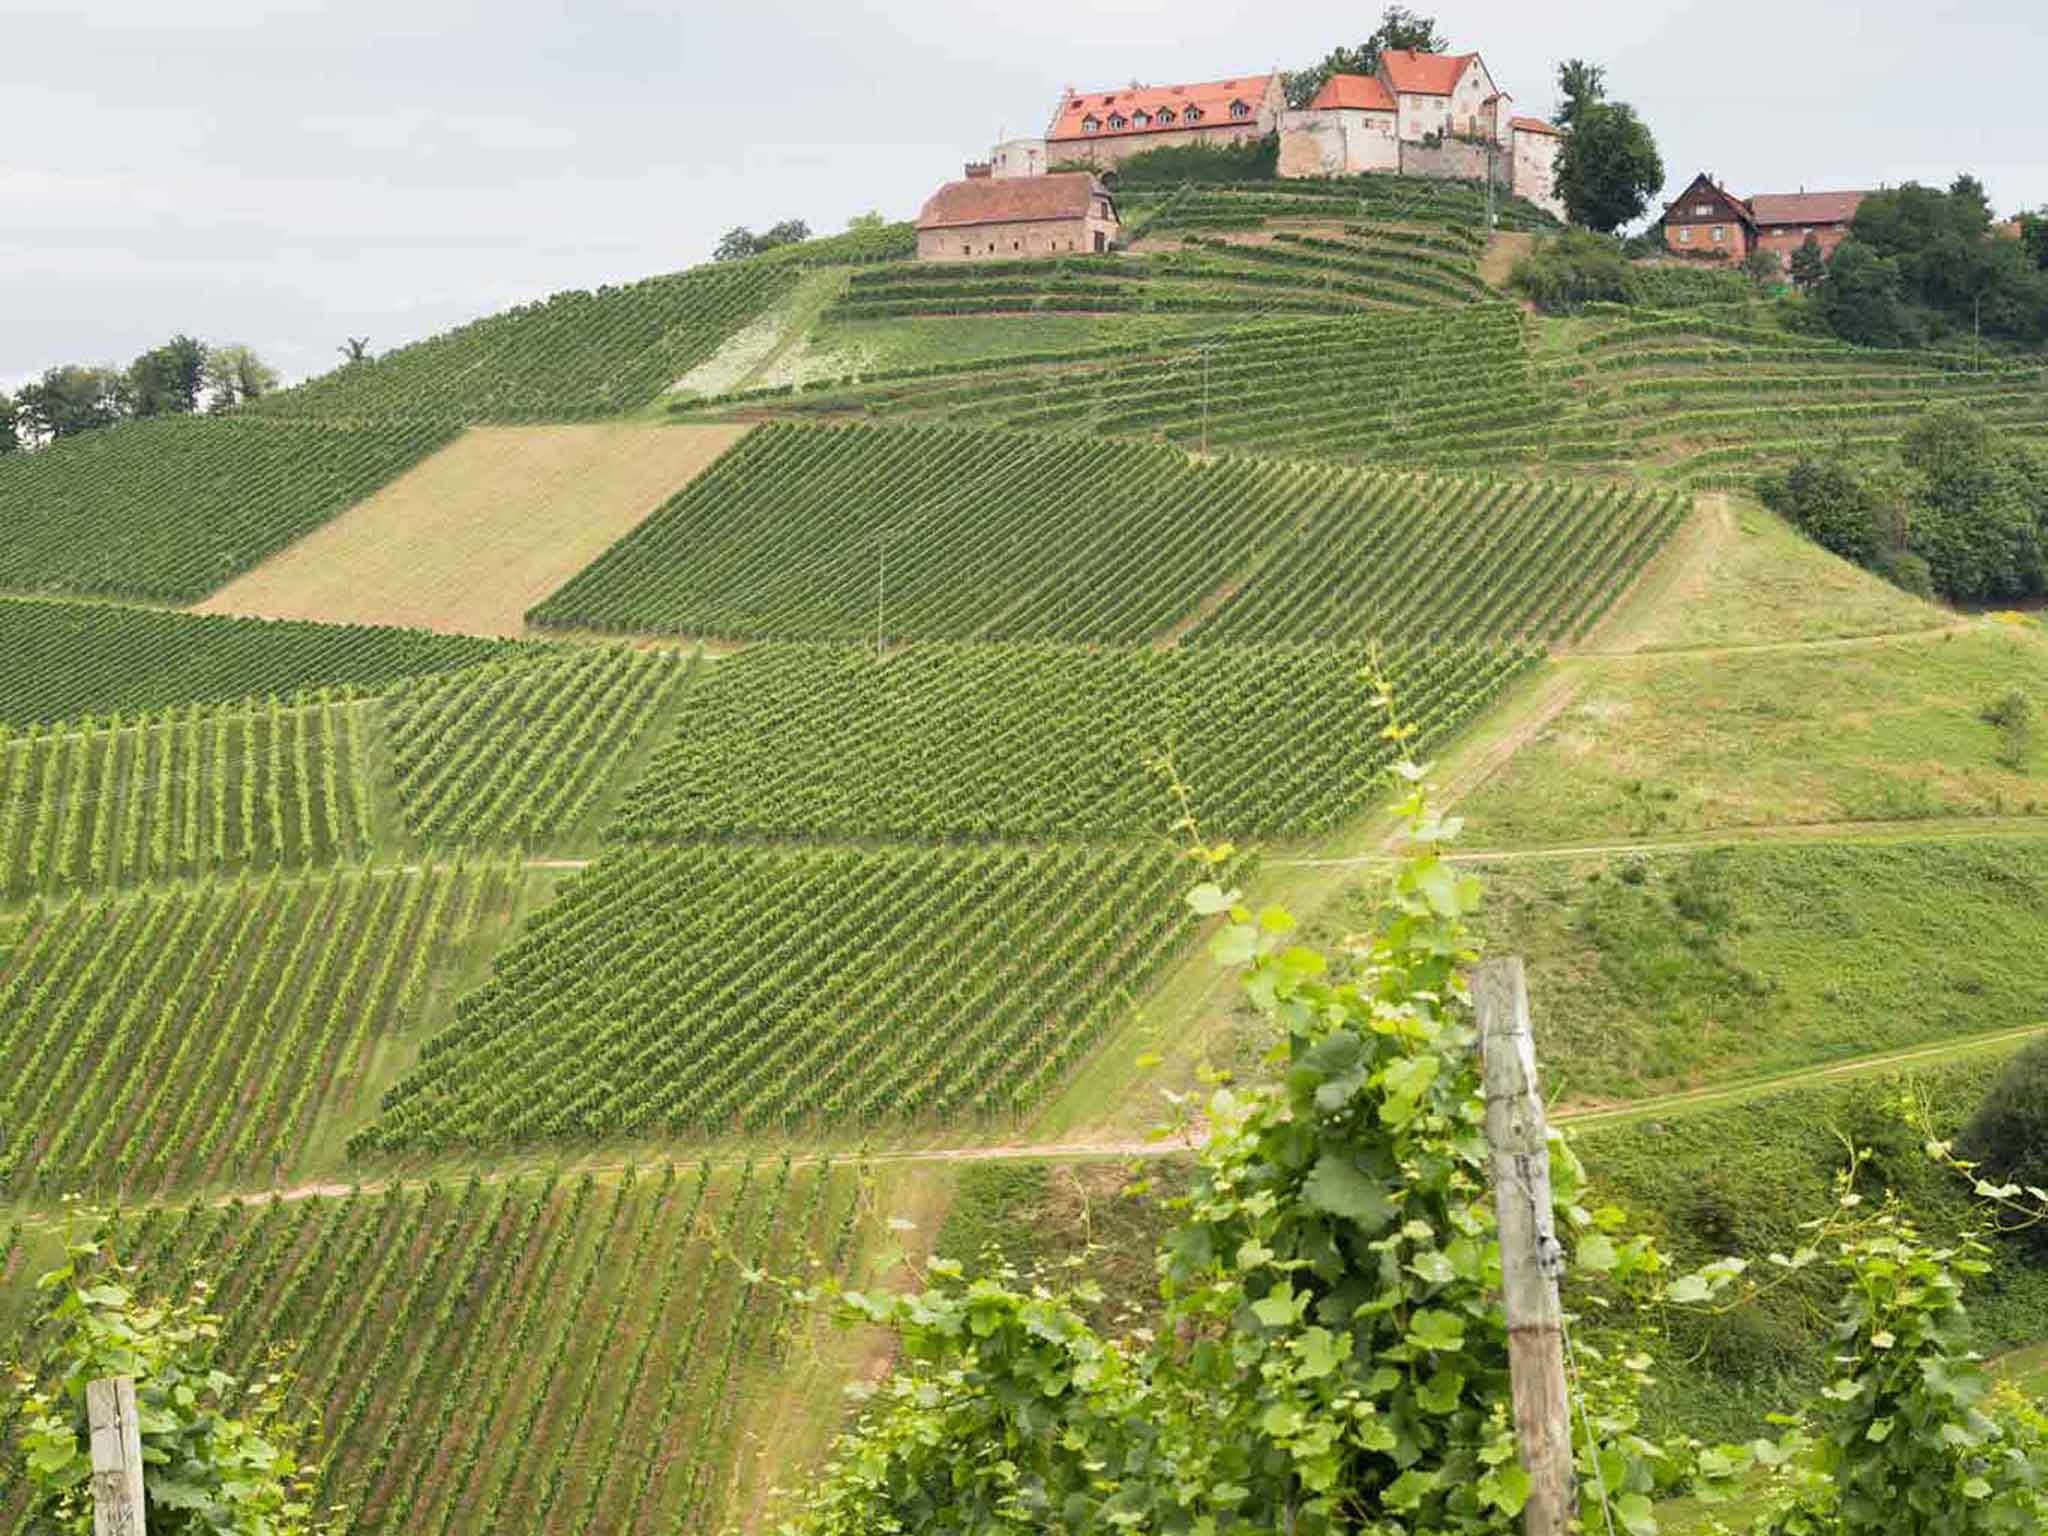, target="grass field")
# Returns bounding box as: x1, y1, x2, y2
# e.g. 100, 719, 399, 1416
1457, 624, 2048, 847
1448, 836, 2048, 1103
198, 425, 748, 637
